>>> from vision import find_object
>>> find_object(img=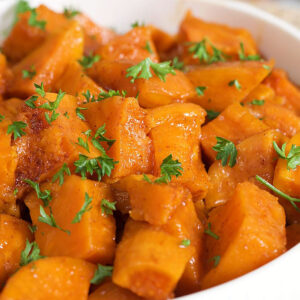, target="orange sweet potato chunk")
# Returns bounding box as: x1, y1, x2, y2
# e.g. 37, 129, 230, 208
6, 21, 84, 98
1, 257, 95, 300
264, 68, 300, 115
202, 182, 286, 289
186, 60, 273, 111
83, 96, 152, 181
25, 175, 116, 263
148, 103, 209, 197
112, 174, 188, 225
112, 219, 193, 300
178, 11, 257, 64
54, 61, 104, 105
286, 224, 300, 250
201, 102, 269, 163
0, 98, 24, 121
0, 214, 32, 286
88, 281, 143, 300
206, 130, 286, 210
